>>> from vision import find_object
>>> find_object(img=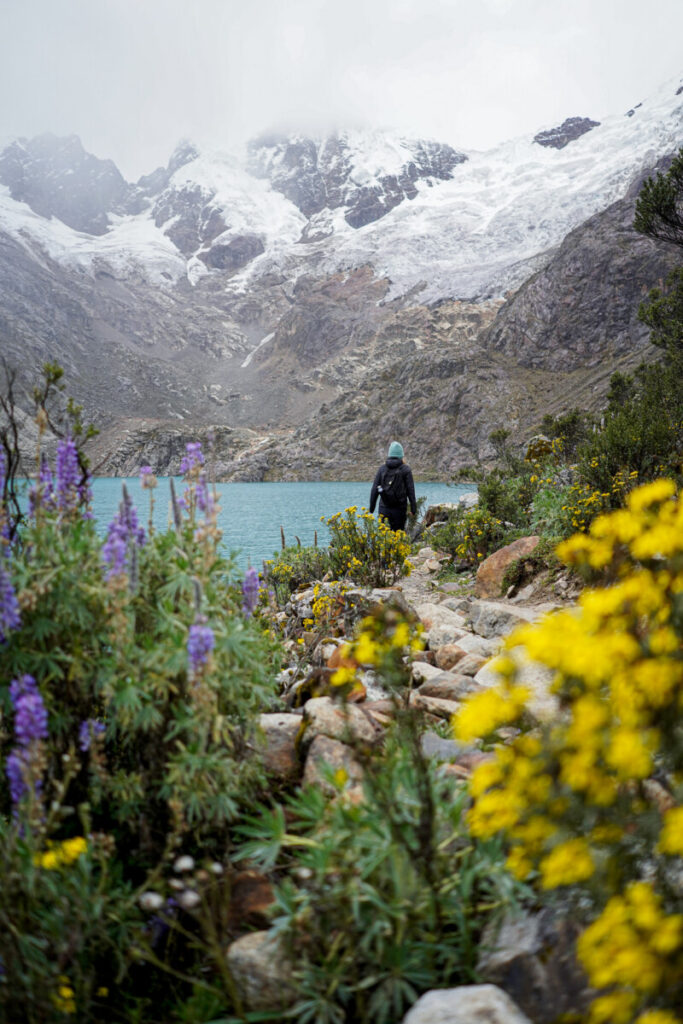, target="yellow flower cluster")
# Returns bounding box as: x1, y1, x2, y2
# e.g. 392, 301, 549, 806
453, 508, 504, 565
456, 479, 683, 1021
326, 507, 412, 587
52, 976, 77, 1015
577, 883, 683, 1023
330, 612, 423, 692
35, 836, 88, 870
